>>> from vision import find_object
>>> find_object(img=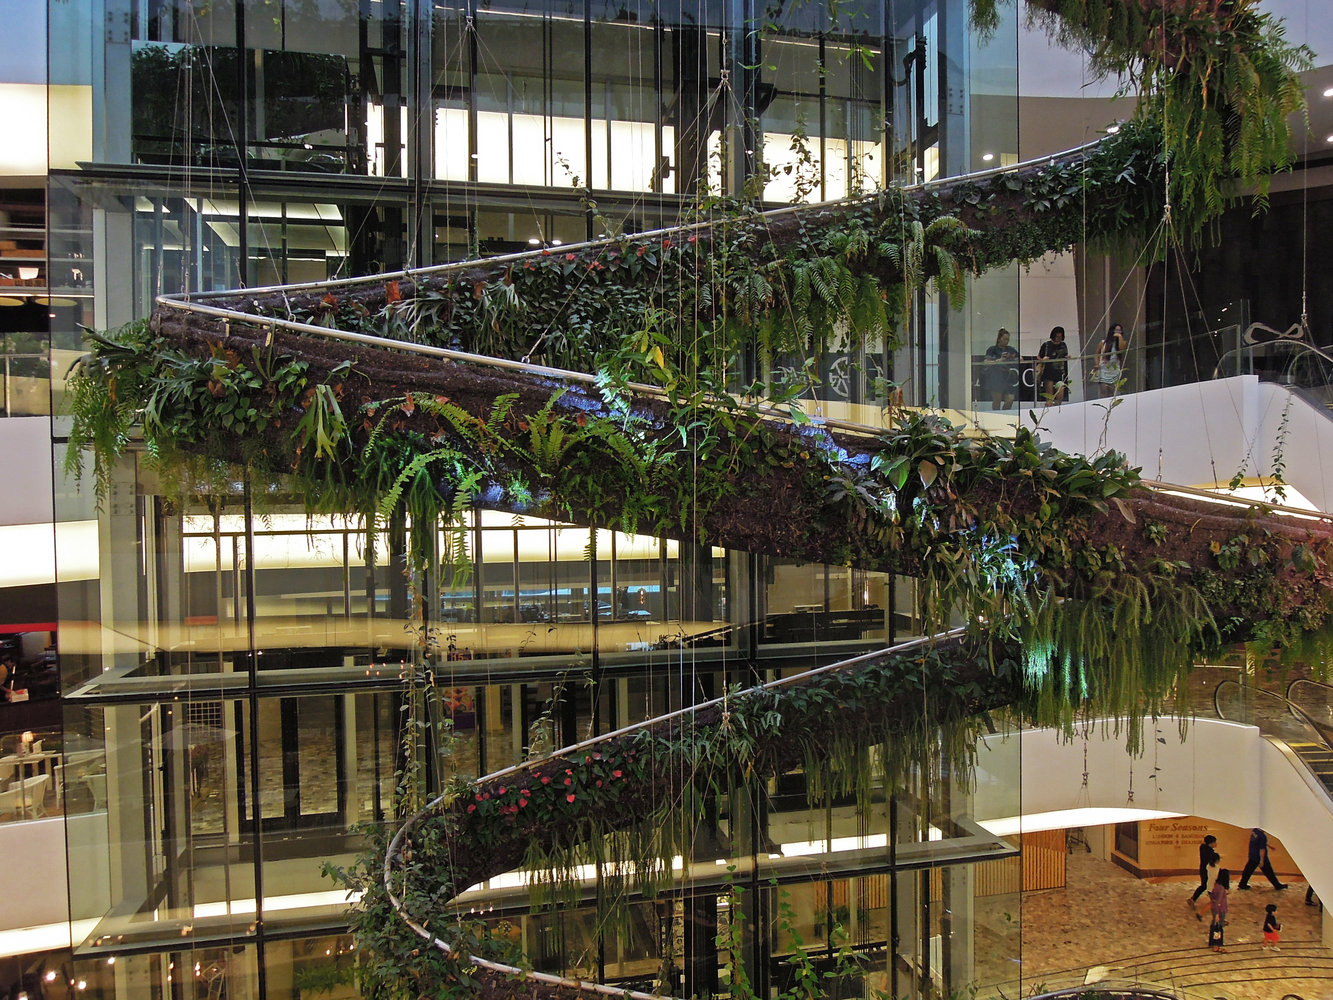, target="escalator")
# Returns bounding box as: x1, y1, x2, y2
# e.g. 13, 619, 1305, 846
1285, 679, 1333, 791
1214, 337, 1333, 415
1214, 679, 1333, 796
